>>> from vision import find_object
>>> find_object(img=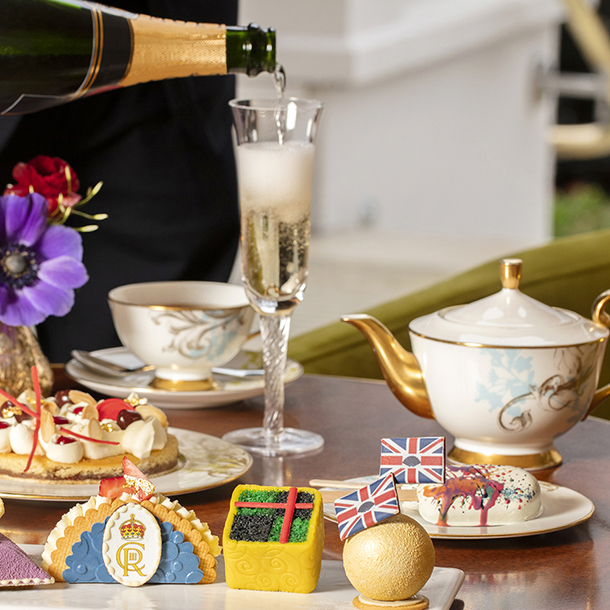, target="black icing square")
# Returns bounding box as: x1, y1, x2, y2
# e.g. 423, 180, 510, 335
229, 514, 274, 542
